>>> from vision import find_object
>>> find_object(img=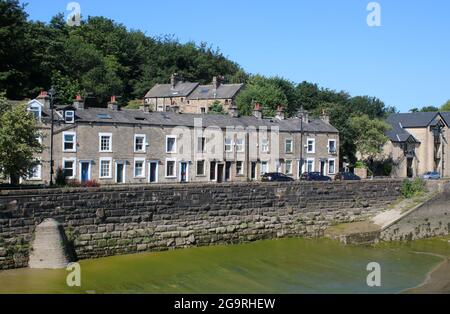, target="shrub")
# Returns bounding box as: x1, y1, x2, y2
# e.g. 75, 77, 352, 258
55, 167, 67, 186
354, 161, 366, 169
401, 178, 426, 198
66, 180, 101, 188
